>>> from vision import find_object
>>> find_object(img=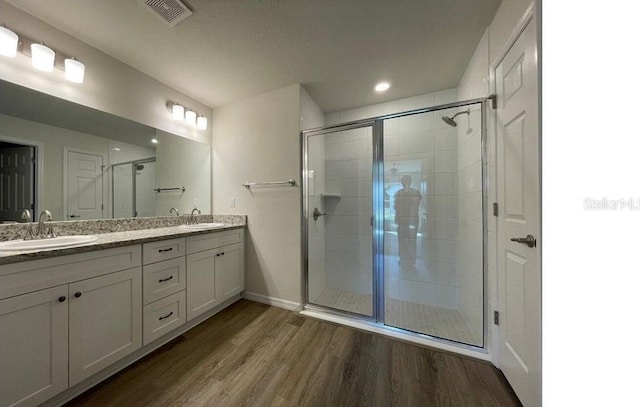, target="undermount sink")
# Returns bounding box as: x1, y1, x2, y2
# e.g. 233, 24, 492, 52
178, 223, 226, 230
0, 235, 98, 251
